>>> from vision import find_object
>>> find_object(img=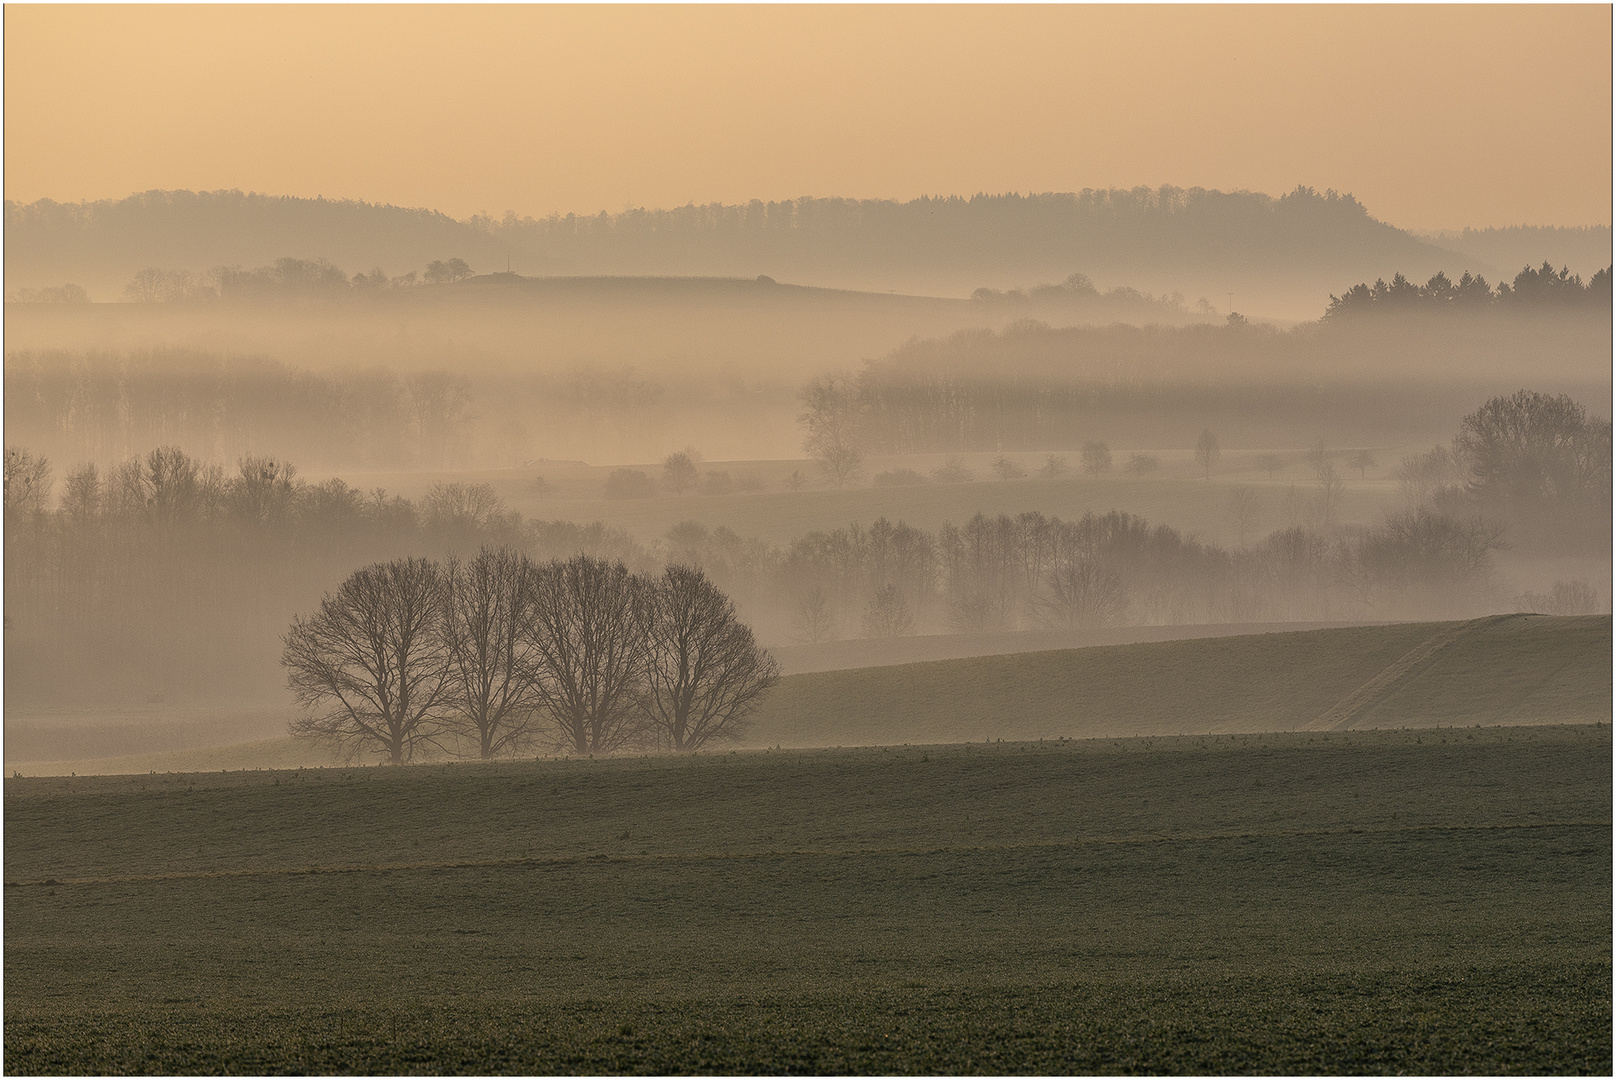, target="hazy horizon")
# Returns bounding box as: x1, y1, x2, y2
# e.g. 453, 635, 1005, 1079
6, 5, 1611, 230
